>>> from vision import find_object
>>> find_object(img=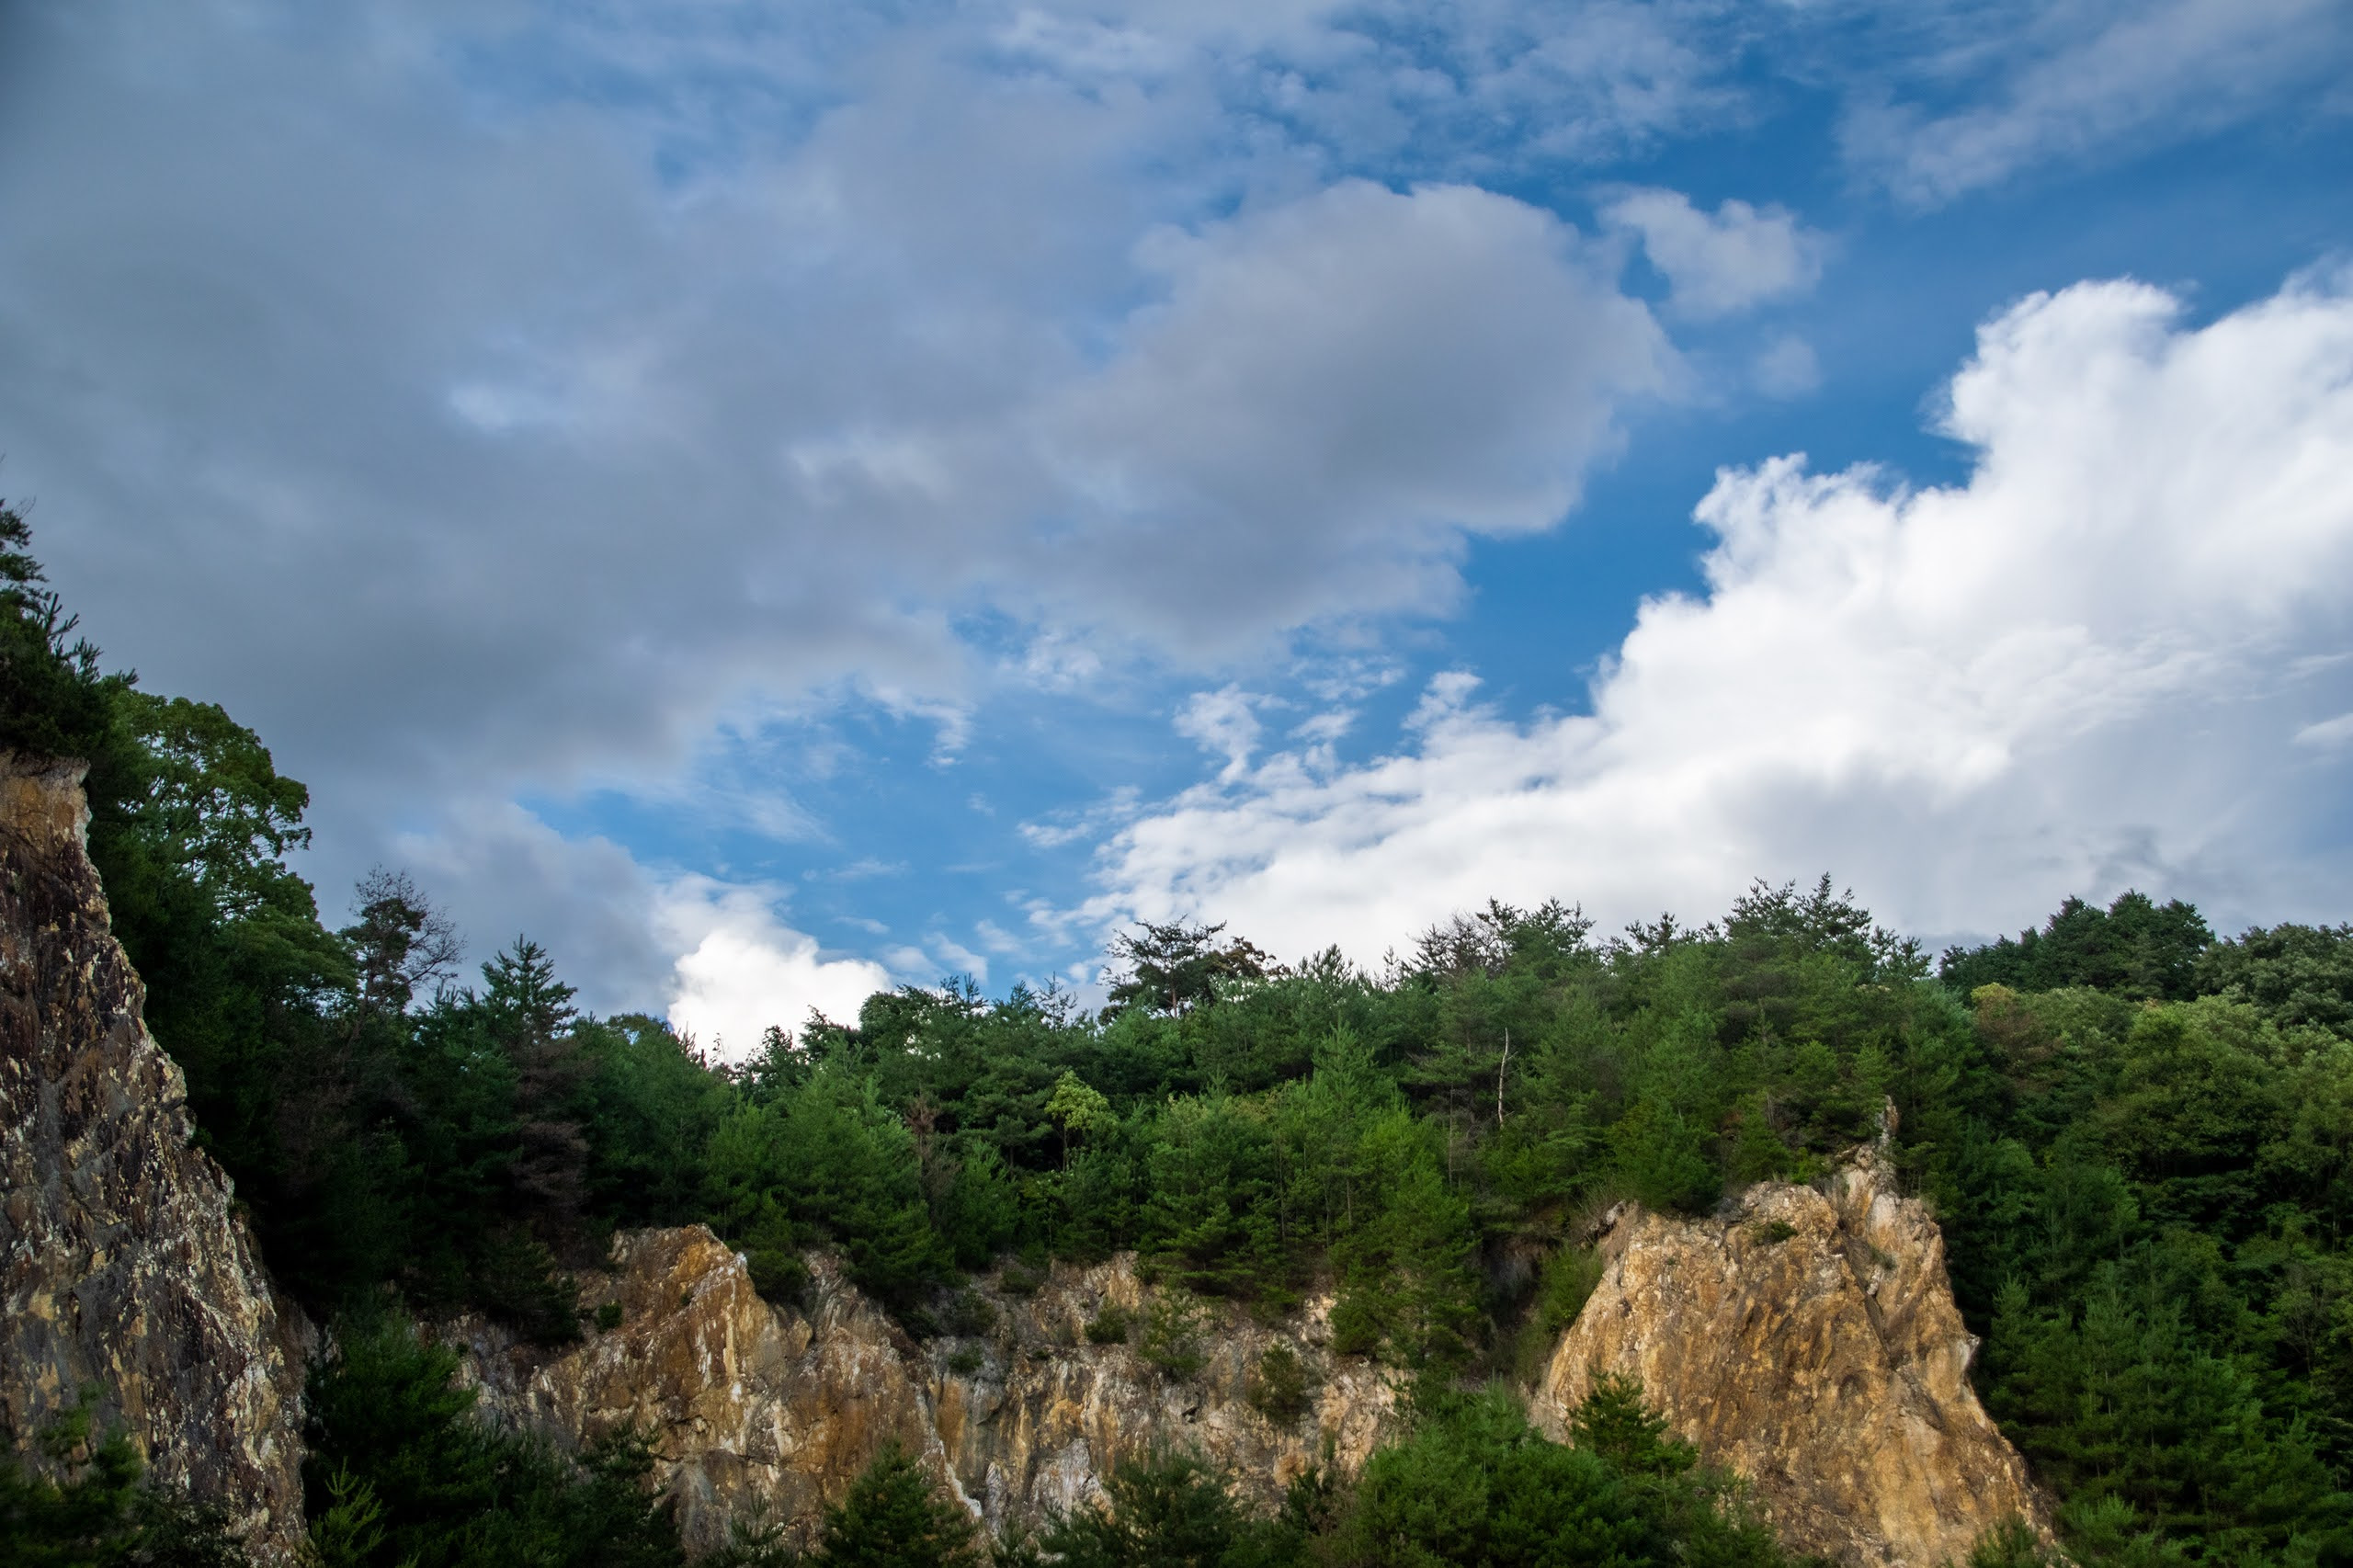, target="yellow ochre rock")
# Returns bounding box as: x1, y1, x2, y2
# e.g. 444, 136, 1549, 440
1530, 1155, 2048, 1568
455, 1229, 1399, 1553
466, 1157, 2040, 1568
